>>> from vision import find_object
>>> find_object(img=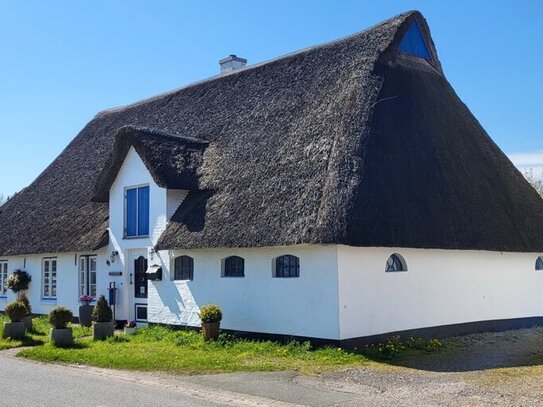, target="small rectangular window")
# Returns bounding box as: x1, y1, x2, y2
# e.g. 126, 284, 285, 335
174, 256, 194, 281
42, 258, 57, 299
125, 185, 150, 237
0, 261, 8, 296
